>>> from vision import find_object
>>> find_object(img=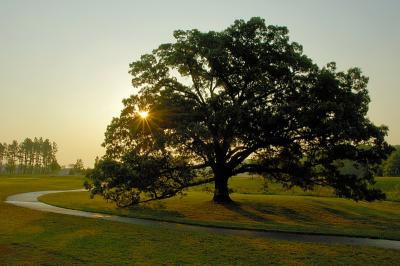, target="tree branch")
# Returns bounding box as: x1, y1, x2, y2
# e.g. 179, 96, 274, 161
232, 163, 281, 175
227, 145, 261, 169
136, 177, 215, 204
